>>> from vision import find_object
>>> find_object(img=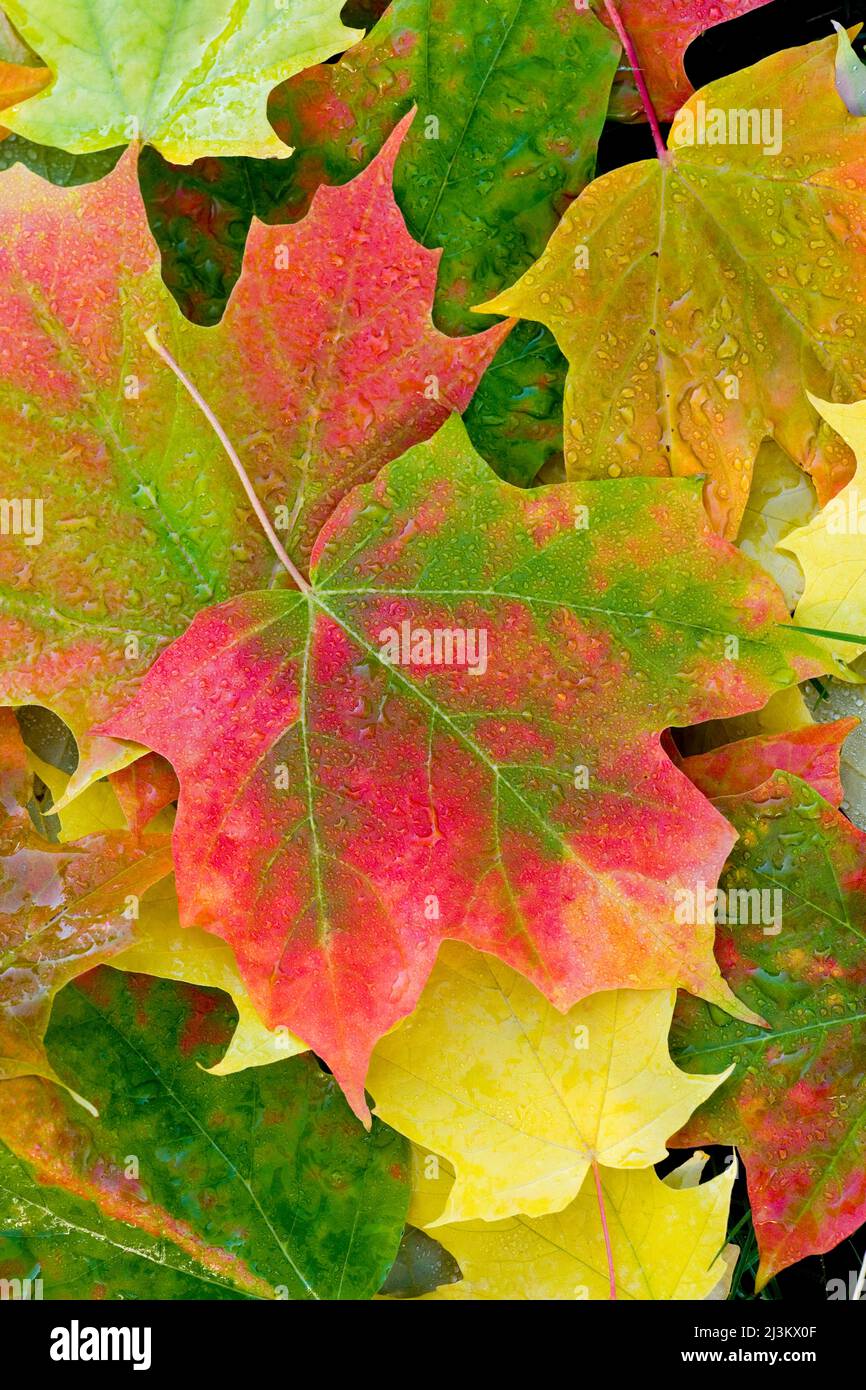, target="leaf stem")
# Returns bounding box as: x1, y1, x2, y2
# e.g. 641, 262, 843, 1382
144, 326, 312, 597
602, 0, 668, 162
592, 1159, 617, 1301
784, 621, 866, 645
